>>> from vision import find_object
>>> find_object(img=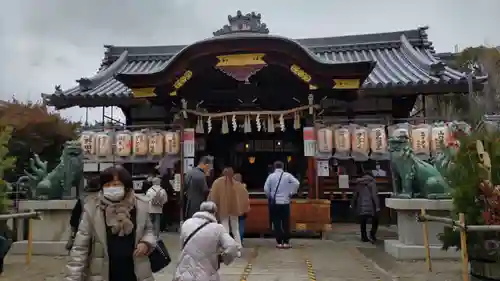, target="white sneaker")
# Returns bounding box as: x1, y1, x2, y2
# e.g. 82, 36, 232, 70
237, 251, 242, 258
